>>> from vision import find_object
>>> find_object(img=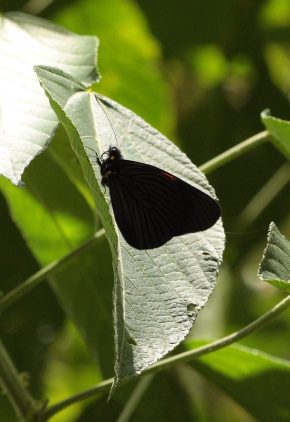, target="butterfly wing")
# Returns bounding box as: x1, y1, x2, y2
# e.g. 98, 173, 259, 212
108, 160, 221, 249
